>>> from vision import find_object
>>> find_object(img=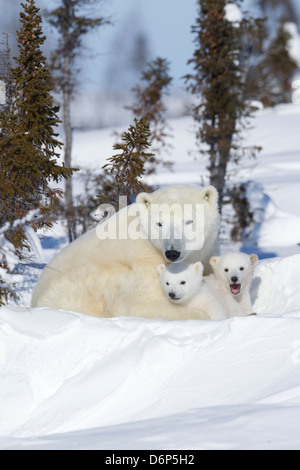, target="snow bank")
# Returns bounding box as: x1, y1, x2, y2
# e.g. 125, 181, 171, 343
1, 255, 300, 449
252, 255, 300, 315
